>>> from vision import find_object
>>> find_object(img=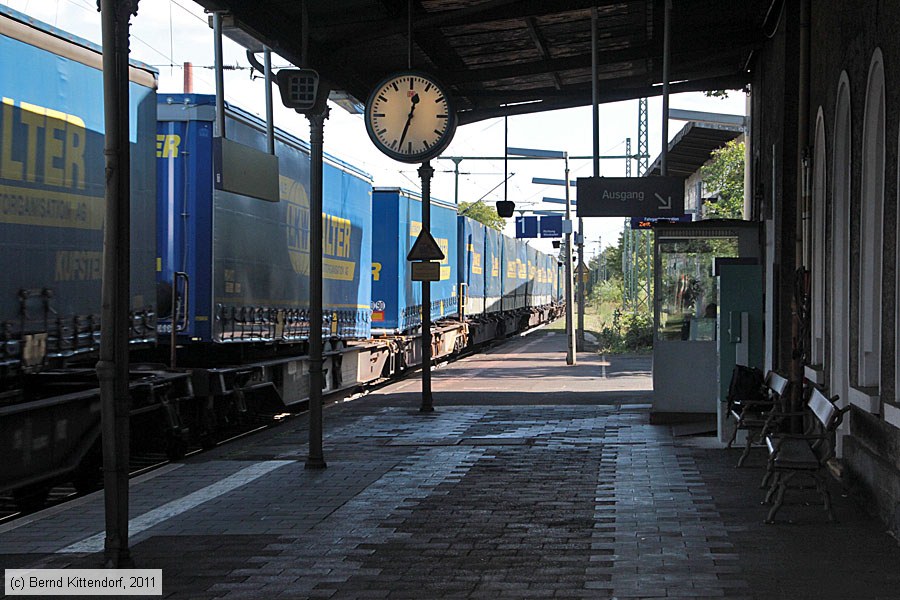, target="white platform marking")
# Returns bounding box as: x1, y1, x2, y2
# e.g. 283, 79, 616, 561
59, 460, 293, 553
